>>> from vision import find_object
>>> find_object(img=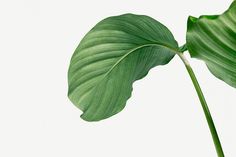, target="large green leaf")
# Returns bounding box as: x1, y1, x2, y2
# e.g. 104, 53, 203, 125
68, 14, 178, 121
186, 1, 236, 88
